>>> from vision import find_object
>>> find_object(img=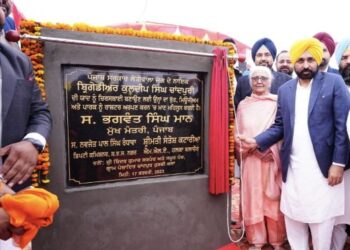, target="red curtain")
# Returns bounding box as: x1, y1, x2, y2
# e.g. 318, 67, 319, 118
12, 3, 25, 30
209, 48, 229, 195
